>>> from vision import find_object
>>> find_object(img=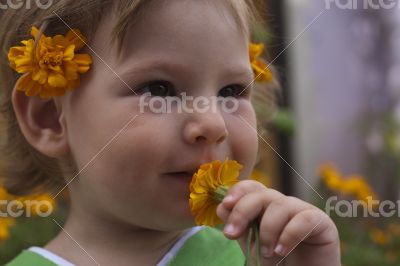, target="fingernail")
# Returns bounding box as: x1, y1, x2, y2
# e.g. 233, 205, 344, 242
274, 244, 285, 256
224, 224, 236, 235
261, 246, 273, 258
223, 195, 234, 203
